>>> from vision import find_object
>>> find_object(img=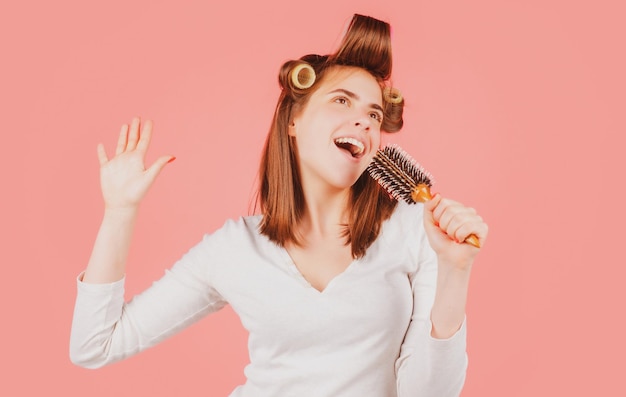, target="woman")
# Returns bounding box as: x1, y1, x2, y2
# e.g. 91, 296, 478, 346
70, 14, 488, 396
